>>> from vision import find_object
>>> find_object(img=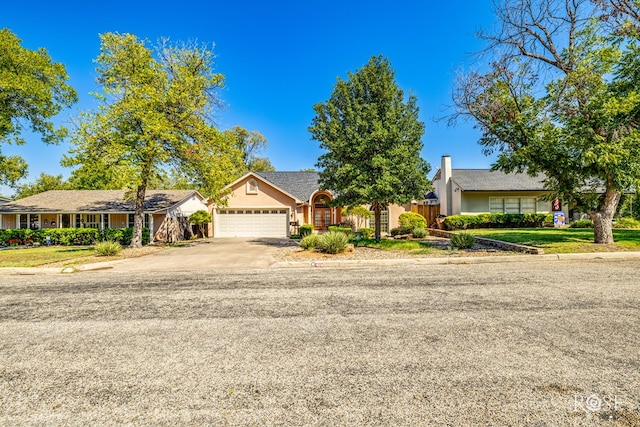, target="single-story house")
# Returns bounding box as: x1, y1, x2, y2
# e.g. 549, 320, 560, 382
210, 171, 412, 238
0, 189, 208, 242
433, 155, 569, 217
